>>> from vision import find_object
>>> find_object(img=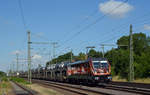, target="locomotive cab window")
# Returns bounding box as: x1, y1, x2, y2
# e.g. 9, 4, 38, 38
93, 62, 99, 69
92, 61, 108, 69
100, 63, 108, 69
